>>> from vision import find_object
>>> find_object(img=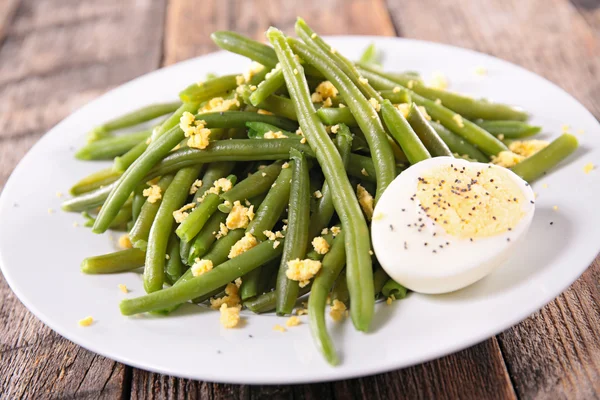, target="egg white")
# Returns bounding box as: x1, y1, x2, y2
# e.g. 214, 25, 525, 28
371, 157, 535, 294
